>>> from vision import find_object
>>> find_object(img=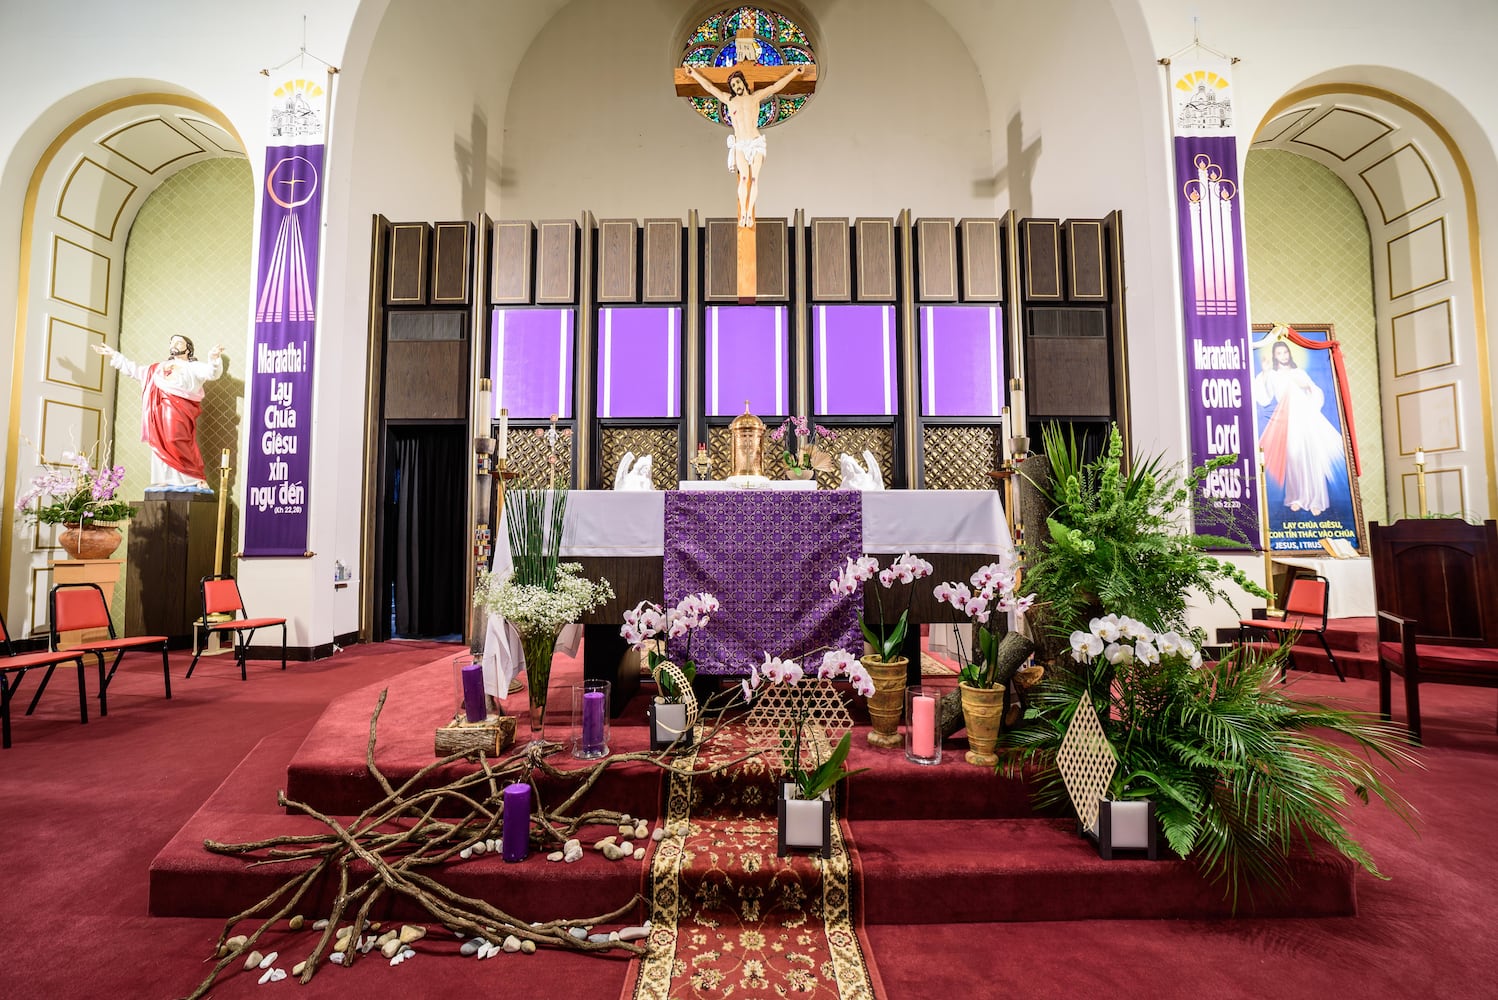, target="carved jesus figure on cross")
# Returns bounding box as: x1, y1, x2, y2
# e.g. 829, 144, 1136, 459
684, 63, 807, 227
